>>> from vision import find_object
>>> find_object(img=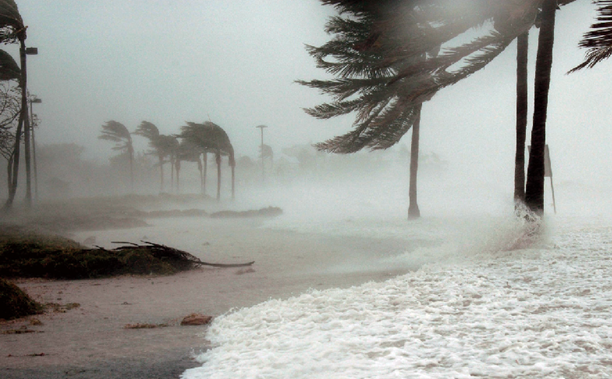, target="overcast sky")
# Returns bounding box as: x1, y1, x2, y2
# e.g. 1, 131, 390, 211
7, 1, 612, 196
